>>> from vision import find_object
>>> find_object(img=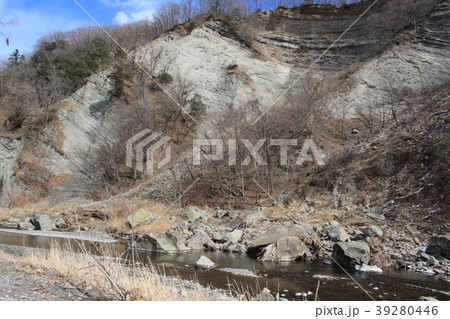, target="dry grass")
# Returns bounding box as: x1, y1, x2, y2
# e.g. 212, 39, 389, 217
0, 245, 232, 301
